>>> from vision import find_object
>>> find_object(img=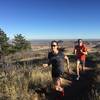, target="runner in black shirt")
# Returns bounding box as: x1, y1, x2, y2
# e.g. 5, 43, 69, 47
48, 50, 65, 78
43, 40, 70, 94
